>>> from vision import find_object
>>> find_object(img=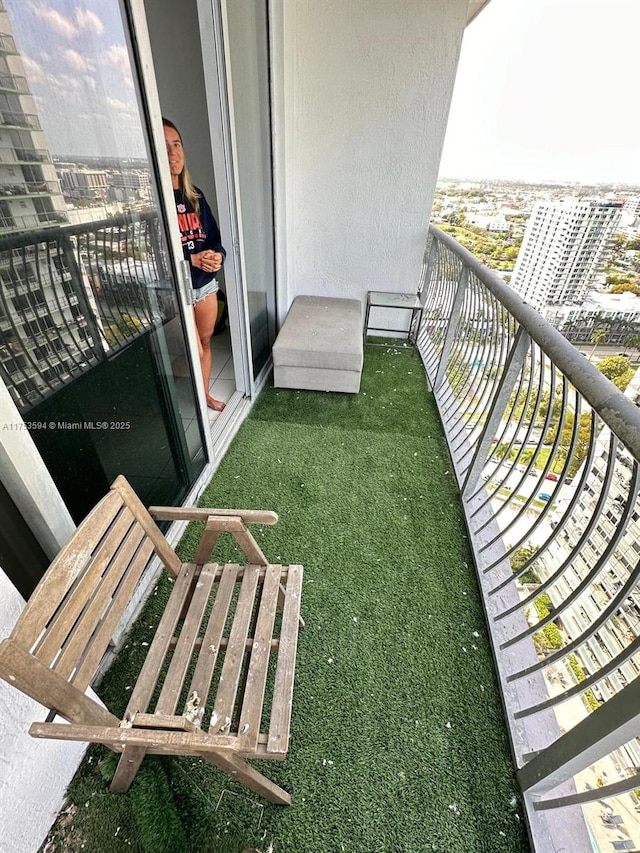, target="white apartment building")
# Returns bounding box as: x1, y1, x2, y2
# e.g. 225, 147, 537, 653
0, 22, 66, 233
0, 11, 98, 411
510, 200, 622, 312
465, 213, 512, 232
535, 370, 640, 770
58, 167, 108, 201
